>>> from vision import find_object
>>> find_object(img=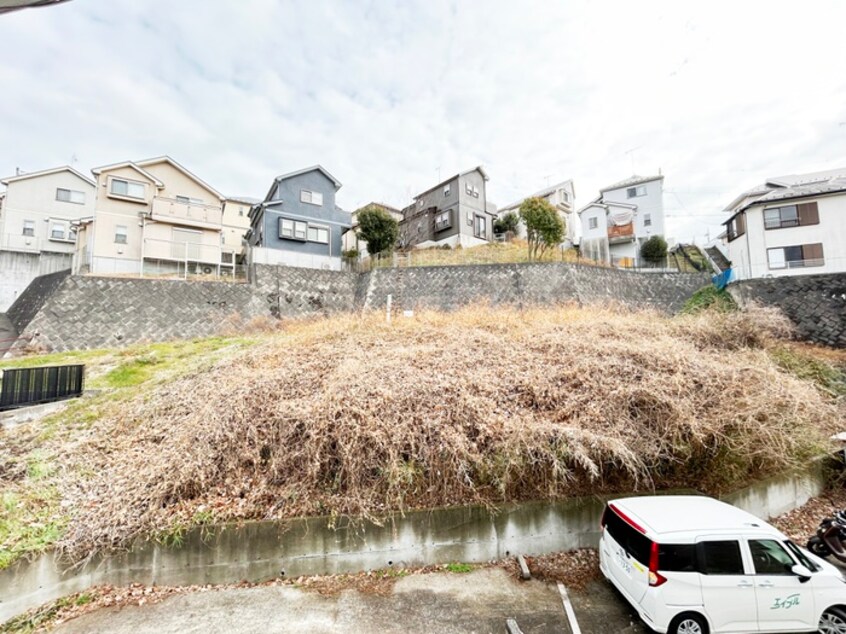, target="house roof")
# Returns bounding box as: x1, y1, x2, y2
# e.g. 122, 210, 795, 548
273, 165, 342, 190
599, 174, 663, 193
226, 195, 262, 205
498, 179, 574, 213
724, 166, 846, 216
1, 165, 95, 187
413, 165, 489, 200
134, 156, 225, 201
90, 161, 165, 187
